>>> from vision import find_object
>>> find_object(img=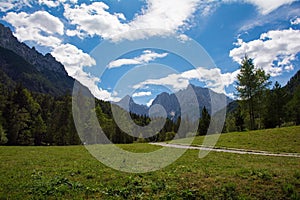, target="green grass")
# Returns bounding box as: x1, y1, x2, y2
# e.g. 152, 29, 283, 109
0, 126, 300, 199
170, 126, 300, 153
